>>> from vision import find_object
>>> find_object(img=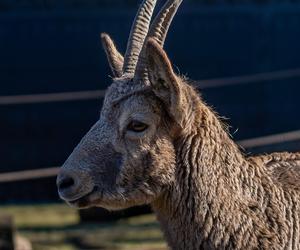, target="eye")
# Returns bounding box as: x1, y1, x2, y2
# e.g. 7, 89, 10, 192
127, 120, 148, 133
